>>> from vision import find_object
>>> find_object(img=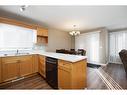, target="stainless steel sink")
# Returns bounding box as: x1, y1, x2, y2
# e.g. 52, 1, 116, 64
3, 52, 30, 56
15, 52, 30, 55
